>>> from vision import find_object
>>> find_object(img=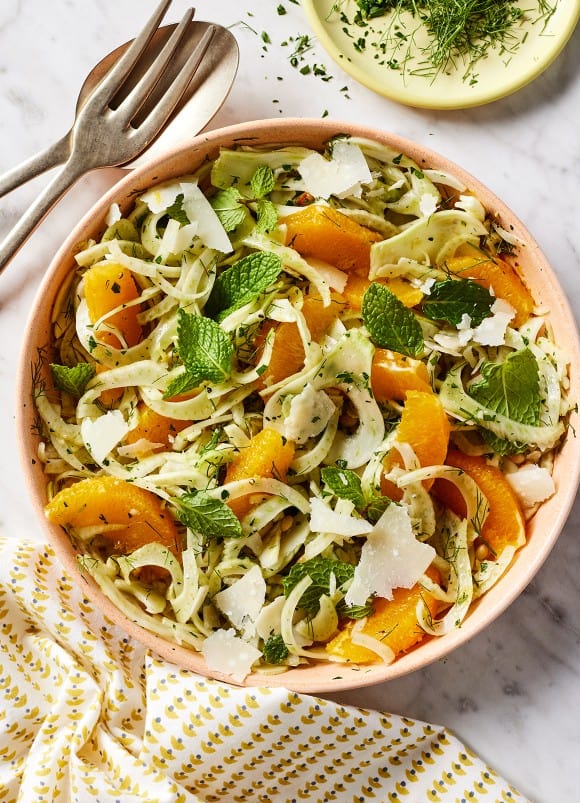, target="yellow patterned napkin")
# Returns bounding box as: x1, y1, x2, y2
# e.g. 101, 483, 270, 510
0, 537, 526, 802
